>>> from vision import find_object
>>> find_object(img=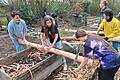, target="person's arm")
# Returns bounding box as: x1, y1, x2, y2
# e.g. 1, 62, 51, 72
8, 22, 25, 44
50, 34, 58, 48
74, 39, 98, 72
74, 57, 89, 72
108, 22, 120, 38
8, 22, 20, 40
40, 32, 45, 45
97, 19, 105, 34
12, 34, 21, 40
